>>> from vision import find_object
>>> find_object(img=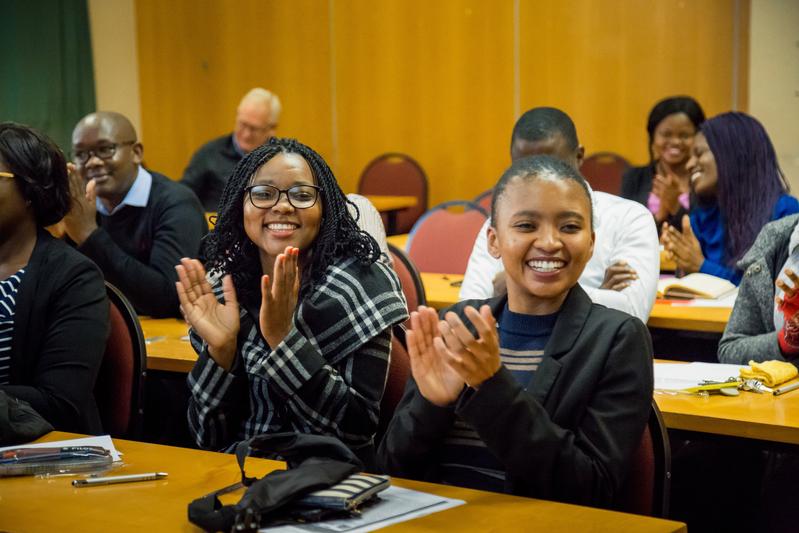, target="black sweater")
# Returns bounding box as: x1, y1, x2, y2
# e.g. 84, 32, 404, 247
78, 171, 207, 318
378, 286, 653, 508
620, 164, 688, 230
180, 134, 241, 211
3, 229, 109, 434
